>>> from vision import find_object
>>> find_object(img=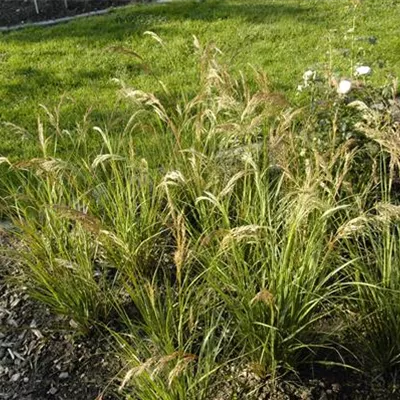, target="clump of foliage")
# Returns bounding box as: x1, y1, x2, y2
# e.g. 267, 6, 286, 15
2, 36, 400, 398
